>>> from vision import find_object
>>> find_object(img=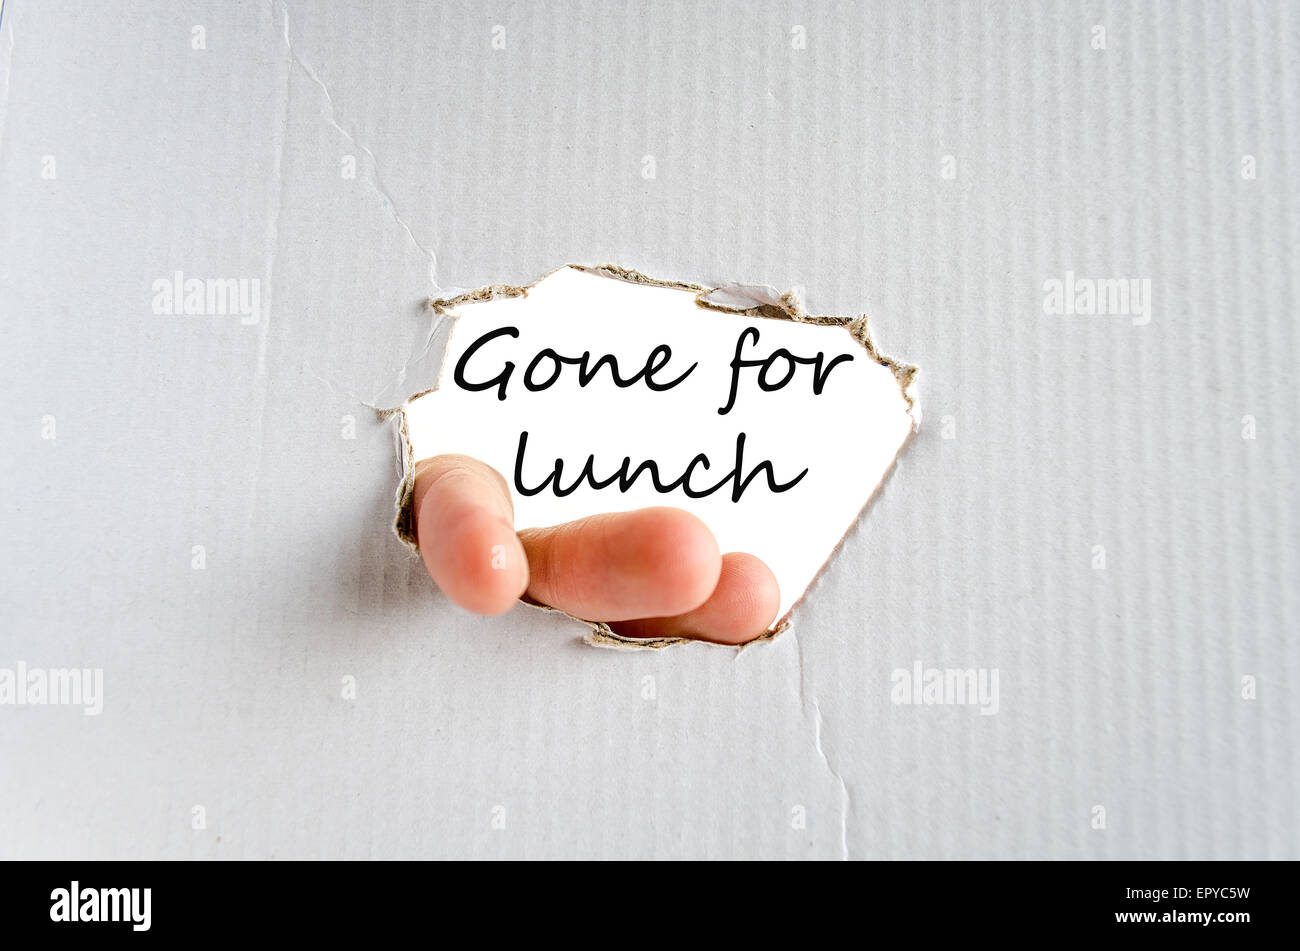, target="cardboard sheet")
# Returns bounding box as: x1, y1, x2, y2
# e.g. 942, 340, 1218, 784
1, 0, 1296, 859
